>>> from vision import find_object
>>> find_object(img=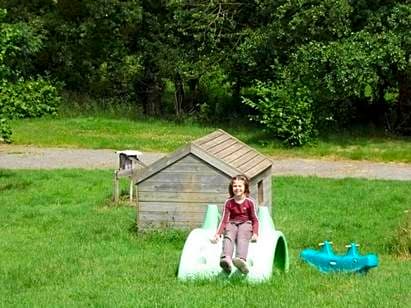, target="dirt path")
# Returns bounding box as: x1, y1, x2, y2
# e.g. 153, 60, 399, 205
0, 145, 164, 170
1, 144, 411, 181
